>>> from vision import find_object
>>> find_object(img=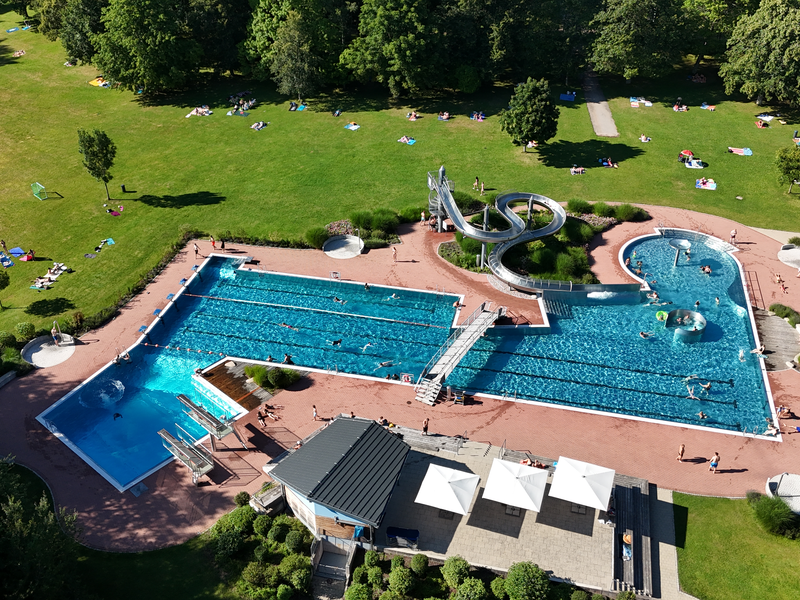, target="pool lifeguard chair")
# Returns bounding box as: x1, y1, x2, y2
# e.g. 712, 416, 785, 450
31, 182, 48, 200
